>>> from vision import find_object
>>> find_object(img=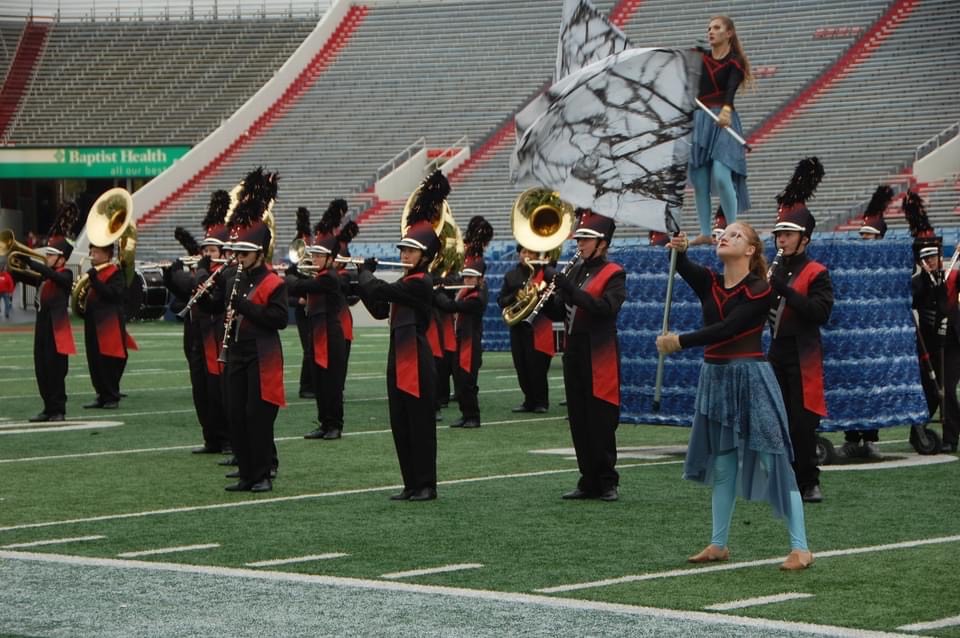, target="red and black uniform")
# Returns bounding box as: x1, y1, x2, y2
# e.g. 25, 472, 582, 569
220, 263, 288, 485
358, 264, 437, 493
289, 266, 346, 435
429, 292, 456, 411
84, 264, 135, 405
167, 259, 230, 451
676, 252, 771, 358
436, 283, 488, 423
547, 256, 626, 495
292, 282, 314, 398
21, 262, 75, 416
498, 262, 555, 411
698, 51, 744, 109
912, 267, 960, 449
339, 268, 359, 394
768, 252, 834, 492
